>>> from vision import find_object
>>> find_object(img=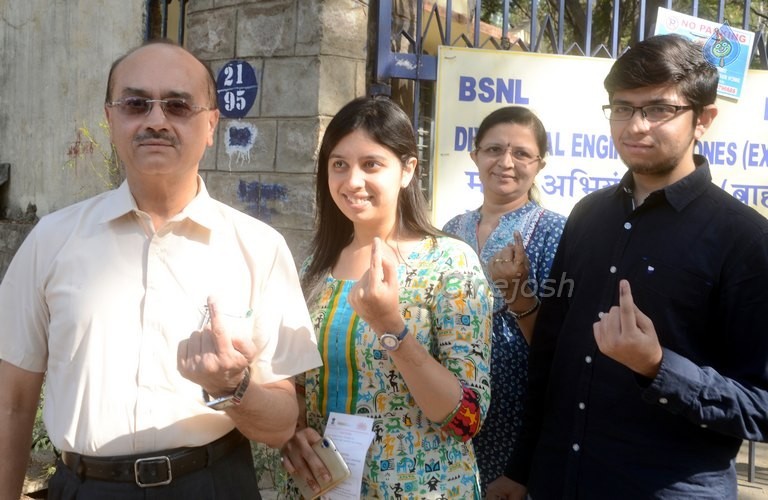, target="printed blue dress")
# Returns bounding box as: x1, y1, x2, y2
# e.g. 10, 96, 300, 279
443, 201, 566, 493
